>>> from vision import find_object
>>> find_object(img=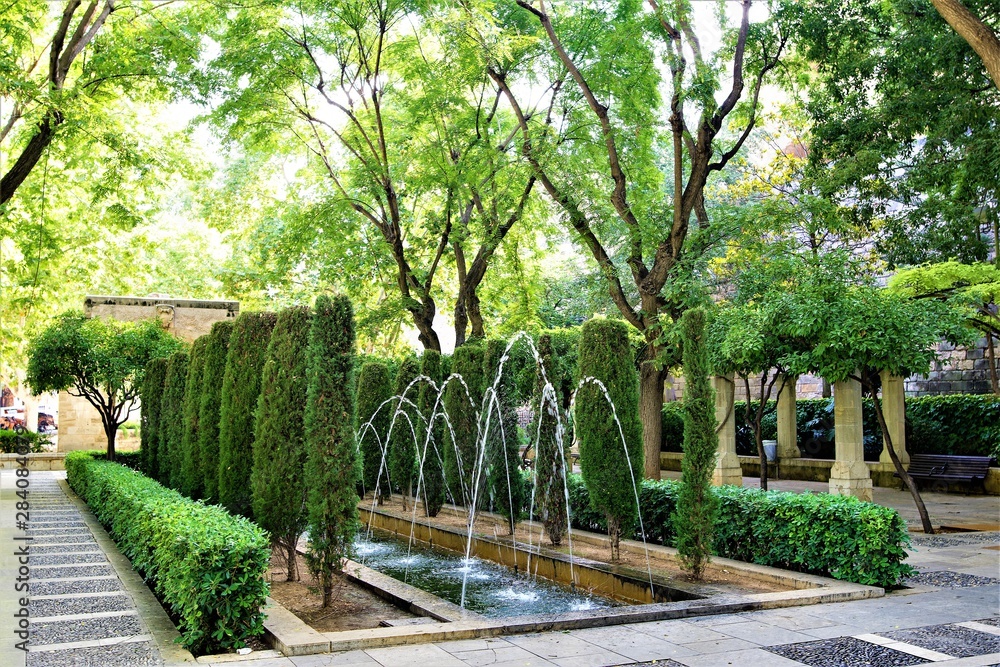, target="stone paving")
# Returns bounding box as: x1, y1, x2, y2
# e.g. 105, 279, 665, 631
2, 471, 997, 667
